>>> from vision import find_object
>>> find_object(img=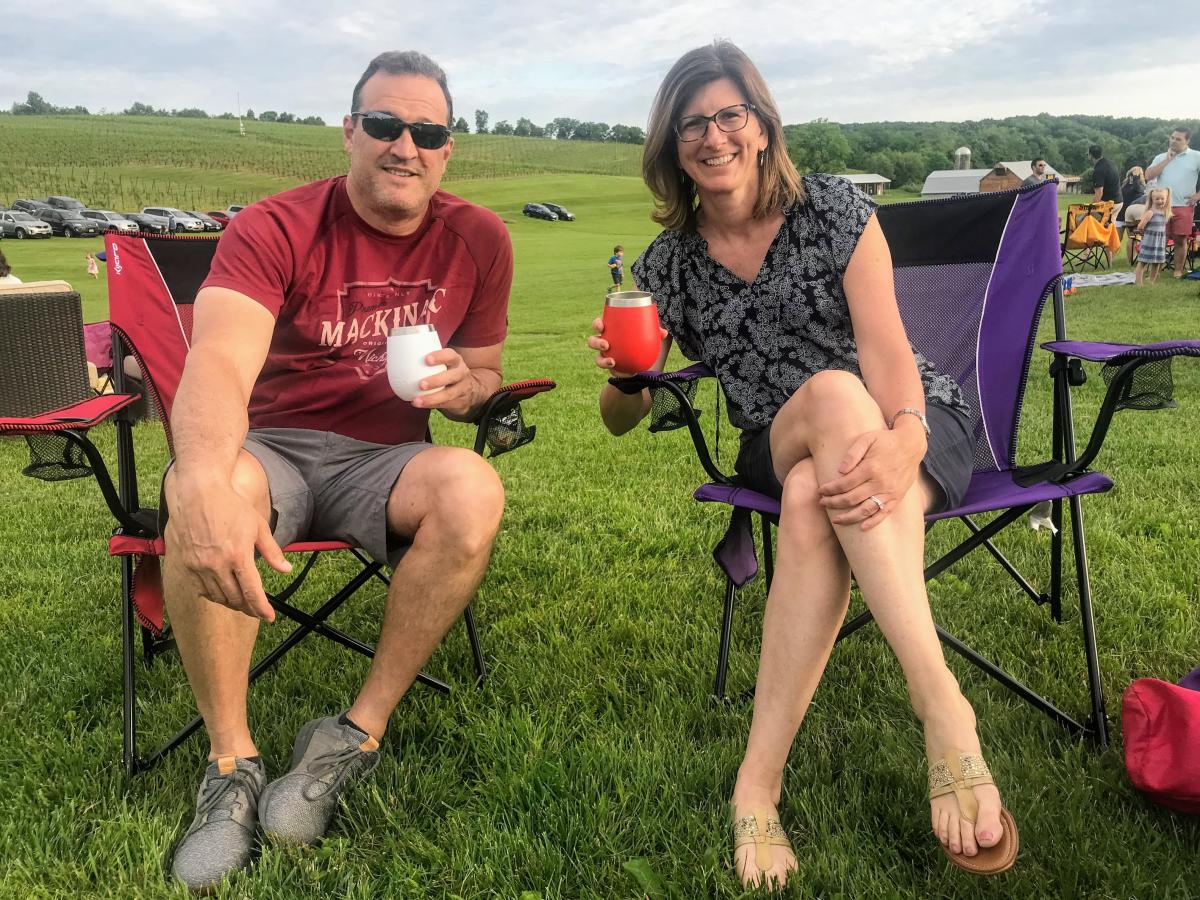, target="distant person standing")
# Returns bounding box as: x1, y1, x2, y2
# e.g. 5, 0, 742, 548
1089, 144, 1122, 219
1021, 158, 1049, 187
0, 250, 21, 285
85, 252, 99, 280
167, 211, 177, 234
1144, 127, 1200, 279
607, 244, 624, 293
